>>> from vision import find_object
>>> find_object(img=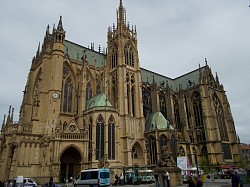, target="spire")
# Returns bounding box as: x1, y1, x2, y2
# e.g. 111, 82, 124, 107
1, 115, 6, 132
11, 107, 14, 122
36, 42, 40, 57
6, 106, 11, 125
57, 15, 64, 31
117, 0, 126, 26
